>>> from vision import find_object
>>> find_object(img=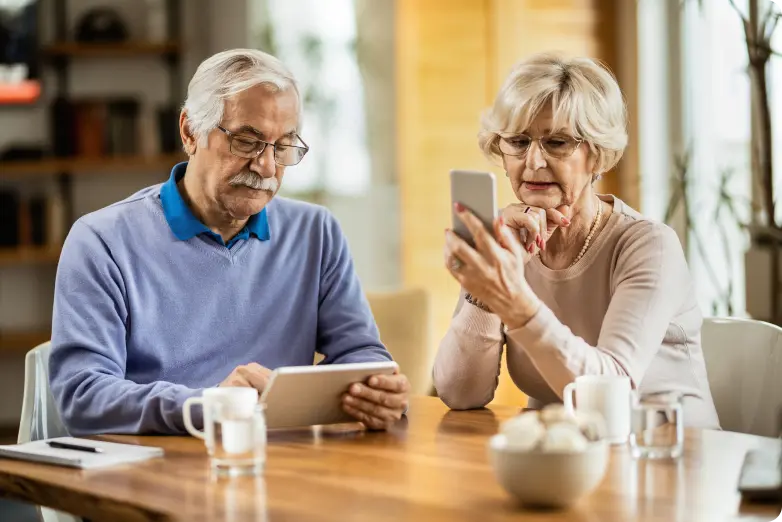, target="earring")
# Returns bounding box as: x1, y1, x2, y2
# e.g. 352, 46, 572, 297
593, 173, 602, 182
